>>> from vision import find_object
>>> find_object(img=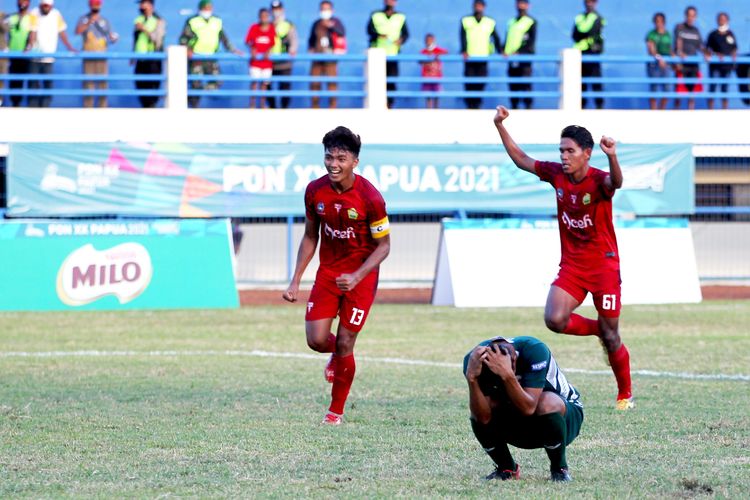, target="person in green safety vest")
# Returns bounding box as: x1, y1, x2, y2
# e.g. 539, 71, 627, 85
460, 0, 502, 109
503, 0, 535, 109
0, 5, 8, 106
179, 0, 243, 108
4, 0, 33, 107
367, 0, 408, 108
269, 1, 297, 109
572, 0, 605, 109
133, 0, 165, 108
